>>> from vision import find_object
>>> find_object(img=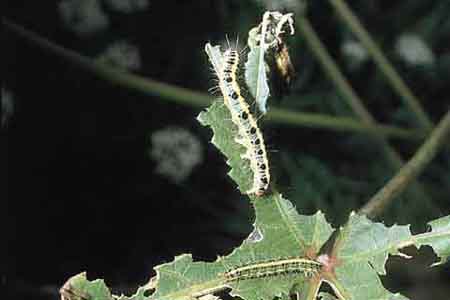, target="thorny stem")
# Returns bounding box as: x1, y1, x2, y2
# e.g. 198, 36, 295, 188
360, 110, 450, 218
3, 19, 425, 142
329, 0, 434, 131
296, 16, 436, 214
